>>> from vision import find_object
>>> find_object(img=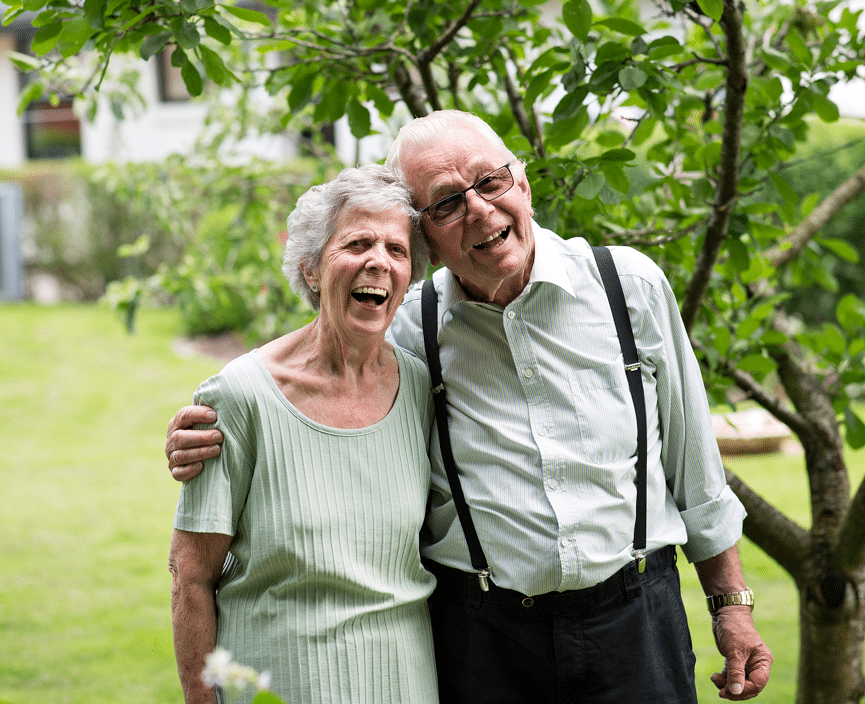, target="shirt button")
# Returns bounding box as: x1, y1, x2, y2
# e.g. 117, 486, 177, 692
507, 310, 516, 319
561, 536, 570, 547
523, 368, 534, 378
547, 479, 559, 490
538, 427, 547, 437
